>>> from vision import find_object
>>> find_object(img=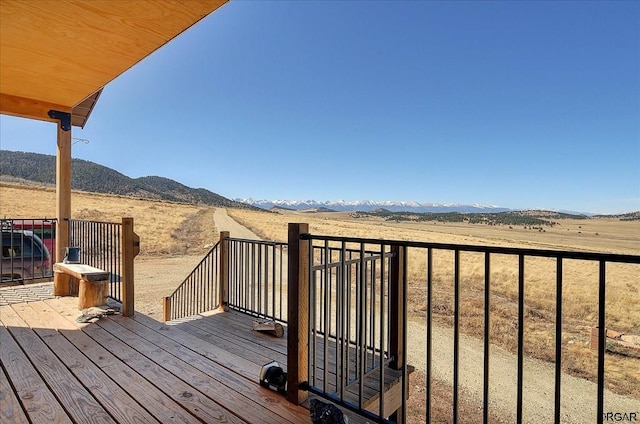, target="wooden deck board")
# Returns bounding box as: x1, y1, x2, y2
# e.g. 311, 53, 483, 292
0, 353, 31, 424
95, 317, 283, 424
0, 305, 115, 423
182, 313, 288, 366
44, 298, 204, 423
136, 313, 265, 382
0, 289, 311, 424
114, 314, 311, 424
73, 315, 248, 423
0, 324, 73, 423
19, 301, 162, 424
